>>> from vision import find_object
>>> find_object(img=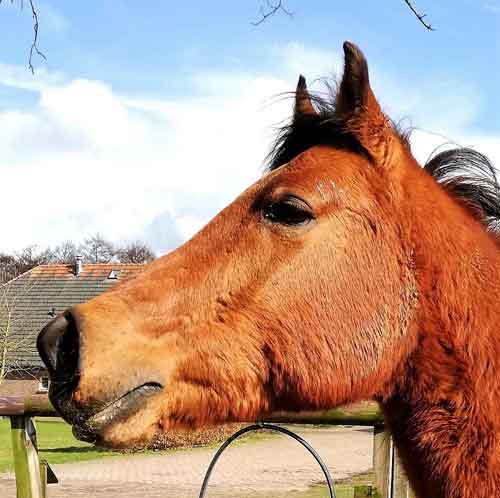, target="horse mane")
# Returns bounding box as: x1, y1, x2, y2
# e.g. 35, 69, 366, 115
425, 148, 500, 233
267, 85, 500, 234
